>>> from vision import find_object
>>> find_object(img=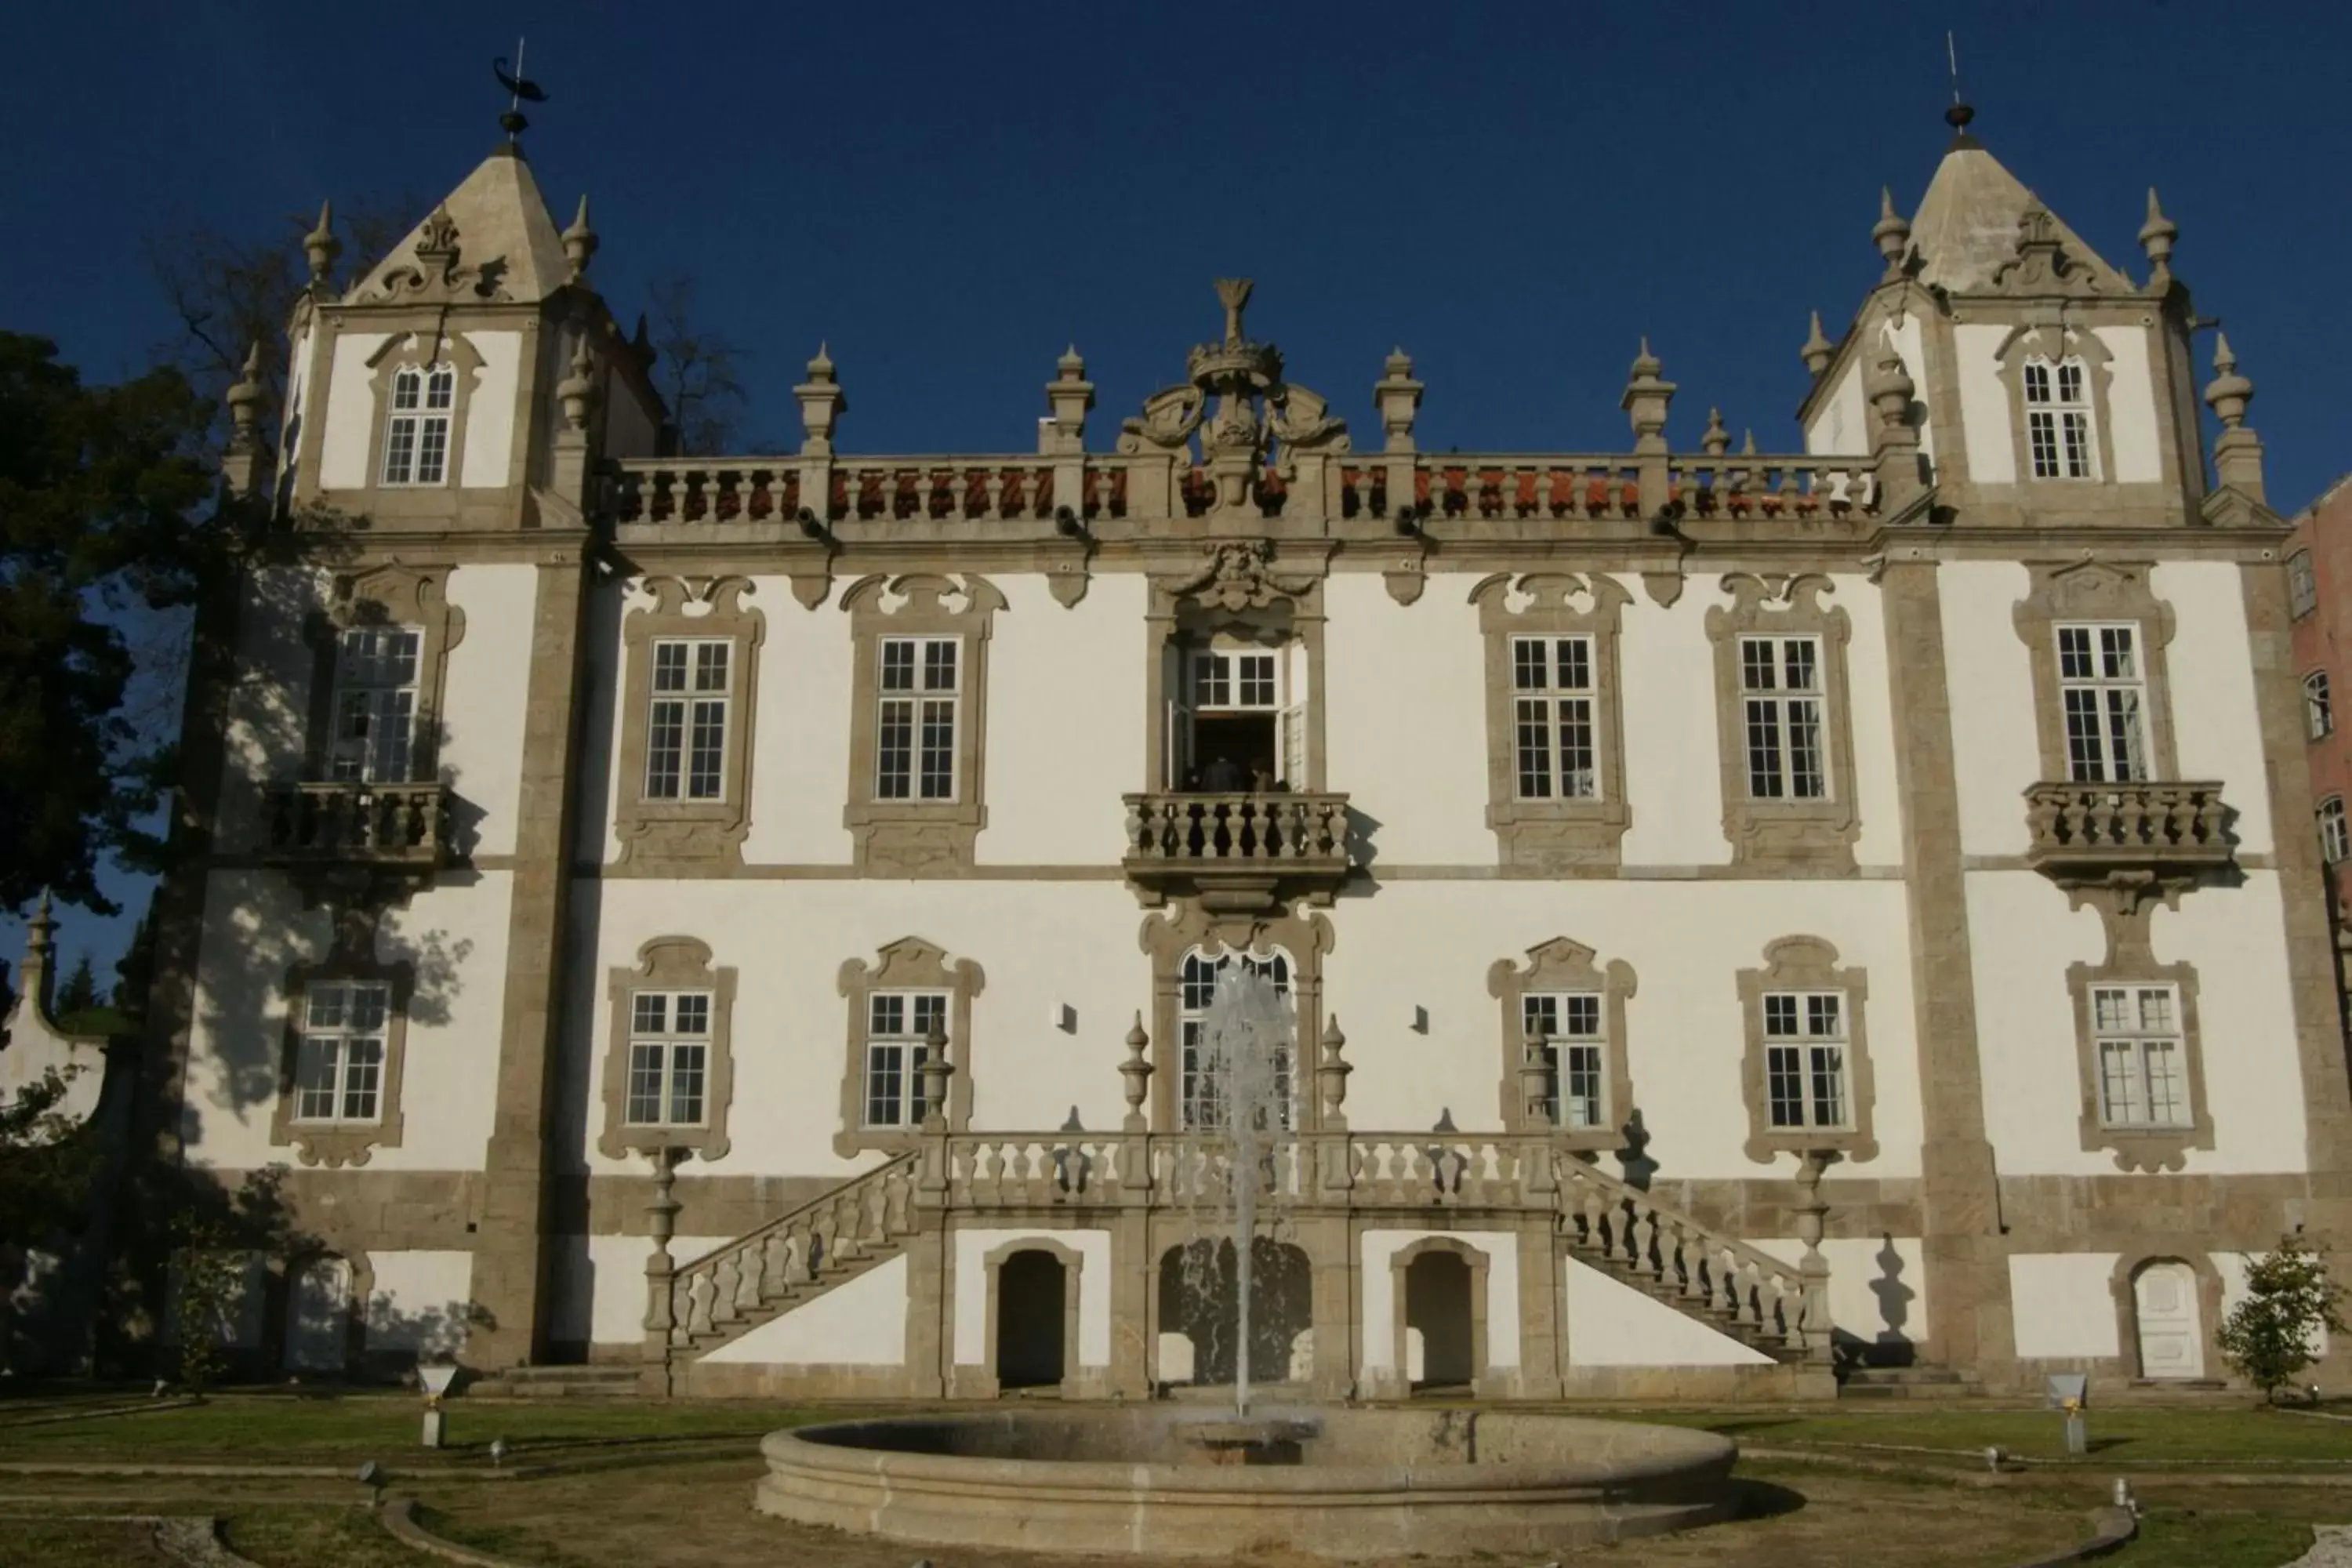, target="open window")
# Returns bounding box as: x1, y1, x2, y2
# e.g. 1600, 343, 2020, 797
1165, 636, 1309, 792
